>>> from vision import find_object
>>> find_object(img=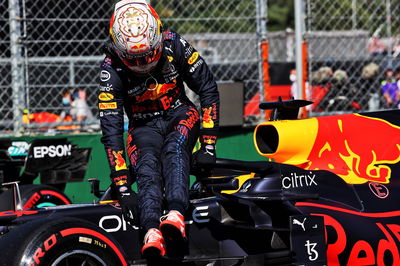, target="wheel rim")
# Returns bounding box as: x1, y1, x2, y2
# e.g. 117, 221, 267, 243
36, 202, 57, 208
50, 250, 107, 266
